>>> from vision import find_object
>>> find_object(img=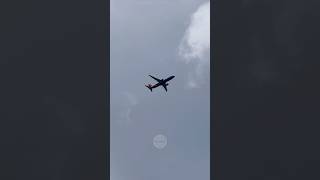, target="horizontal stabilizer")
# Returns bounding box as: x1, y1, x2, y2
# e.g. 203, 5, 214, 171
145, 84, 153, 92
